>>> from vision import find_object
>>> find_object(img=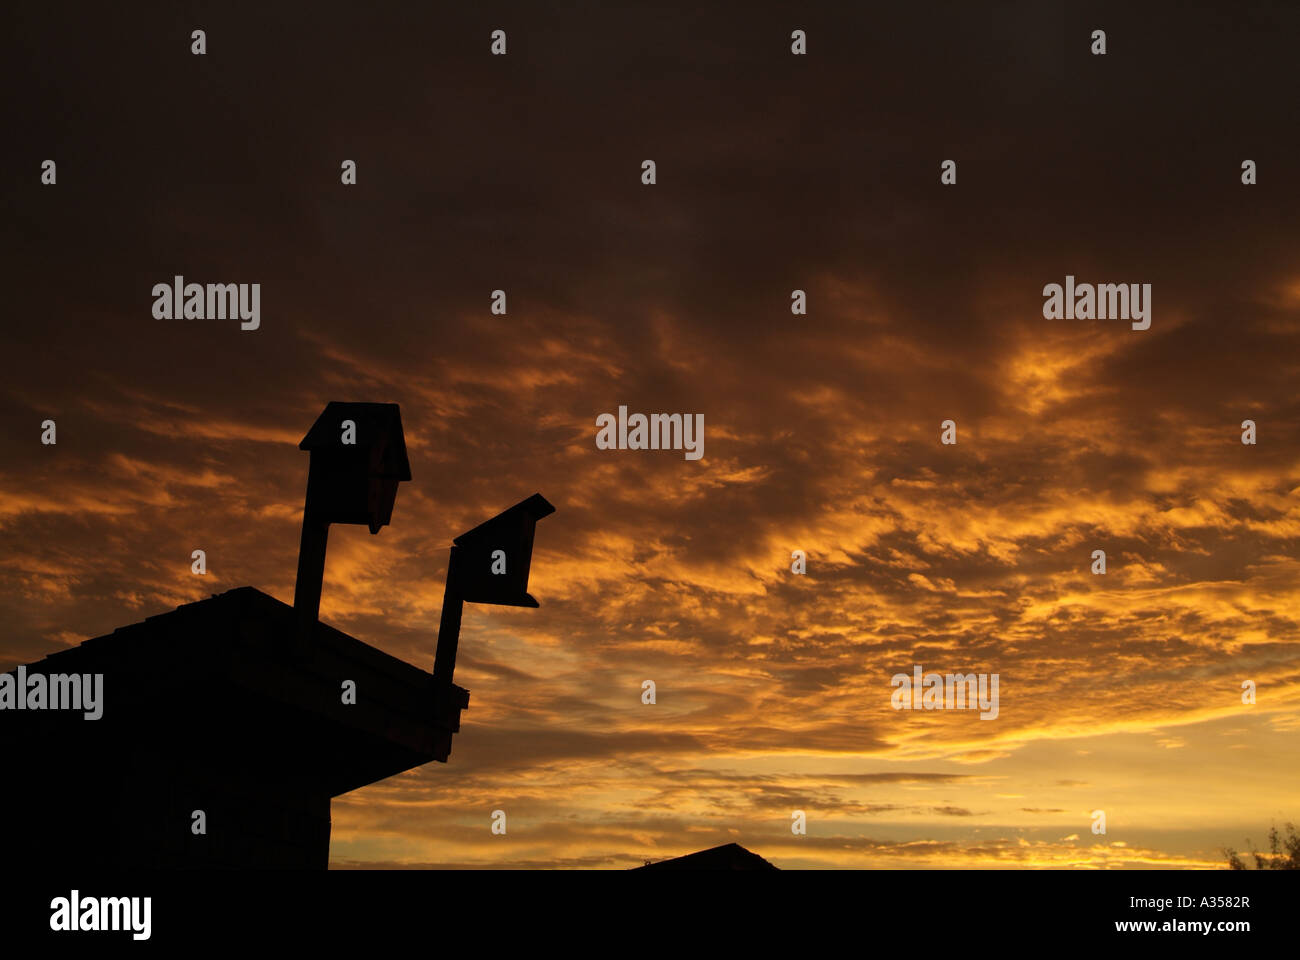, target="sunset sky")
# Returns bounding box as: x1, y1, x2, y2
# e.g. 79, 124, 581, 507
3, 2, 1298, 868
